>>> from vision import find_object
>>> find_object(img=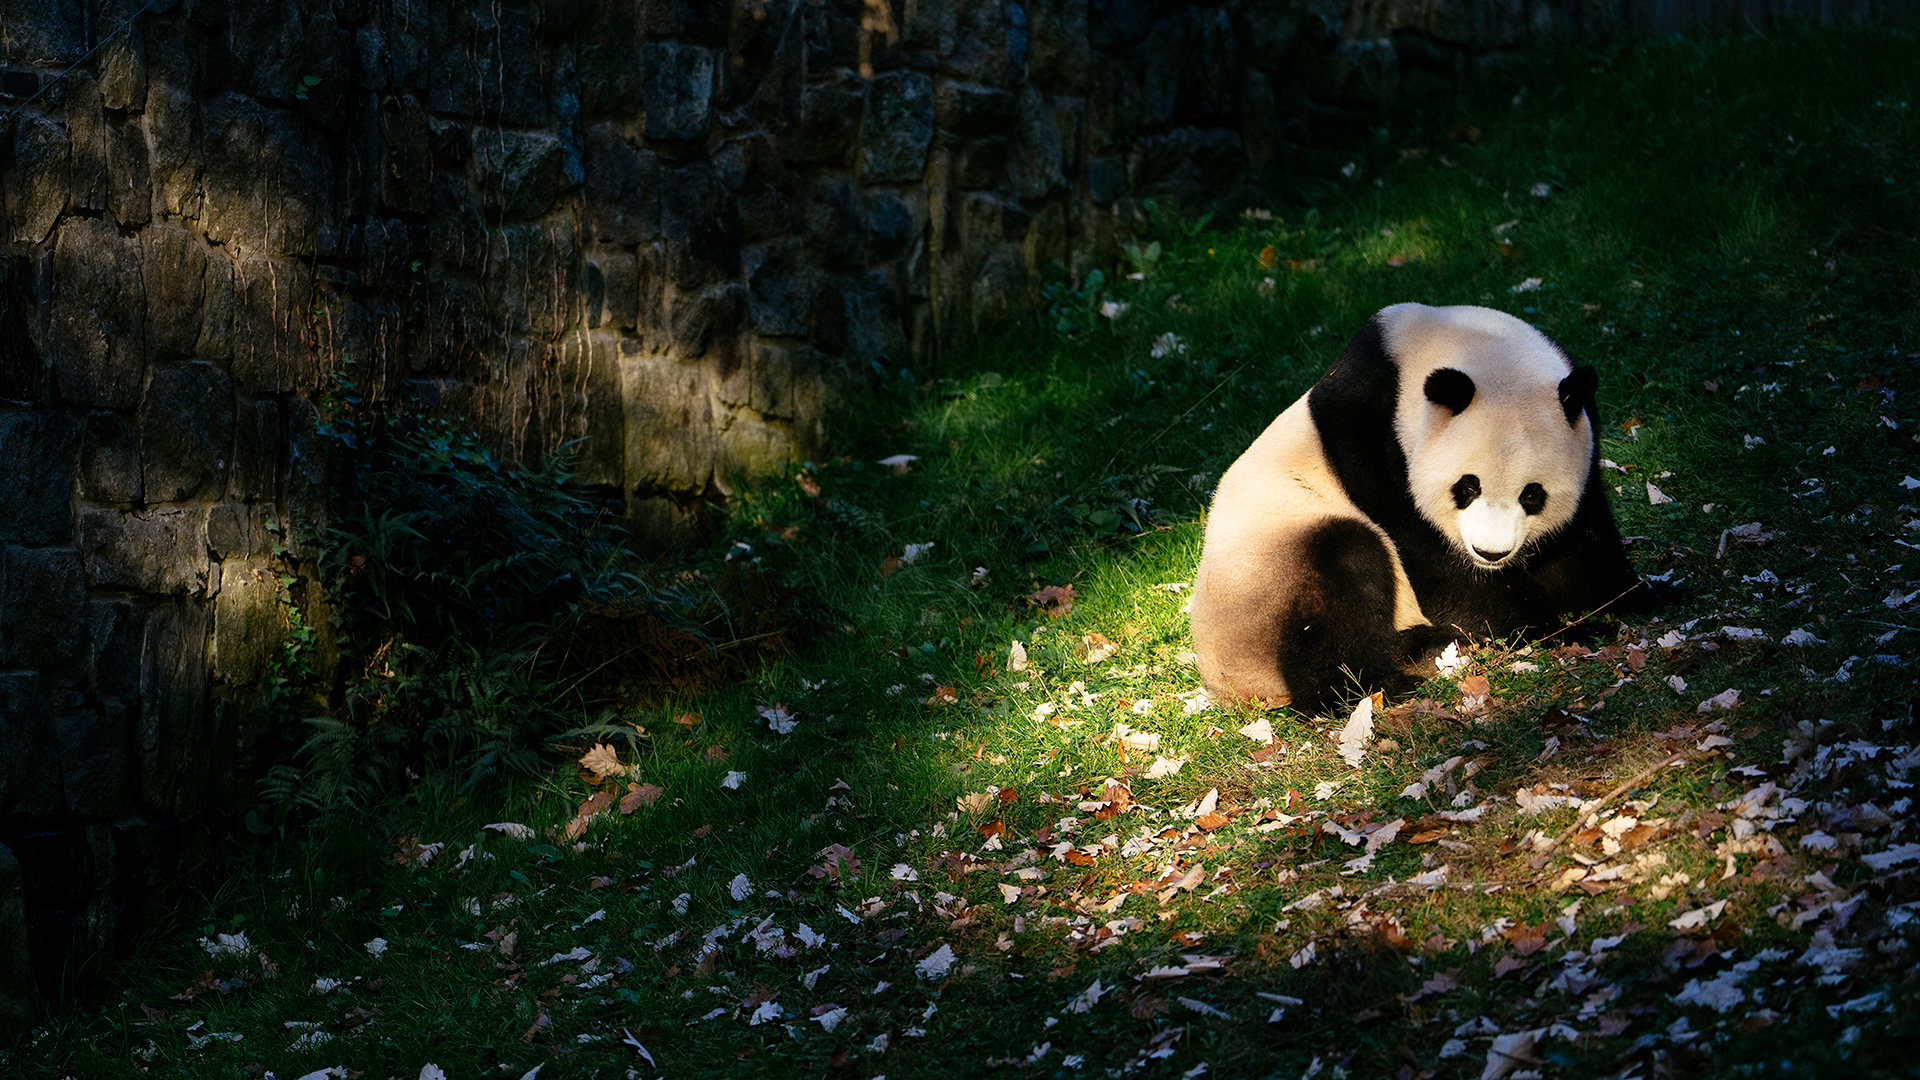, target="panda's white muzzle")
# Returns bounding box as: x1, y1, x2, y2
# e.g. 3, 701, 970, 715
1458, 501, 1528, 568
